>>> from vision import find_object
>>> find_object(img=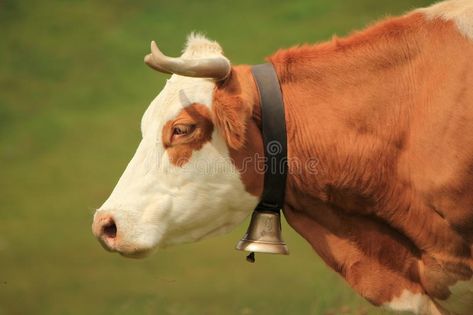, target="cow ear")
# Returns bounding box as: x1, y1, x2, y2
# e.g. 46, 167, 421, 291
212, 93, 249, 150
